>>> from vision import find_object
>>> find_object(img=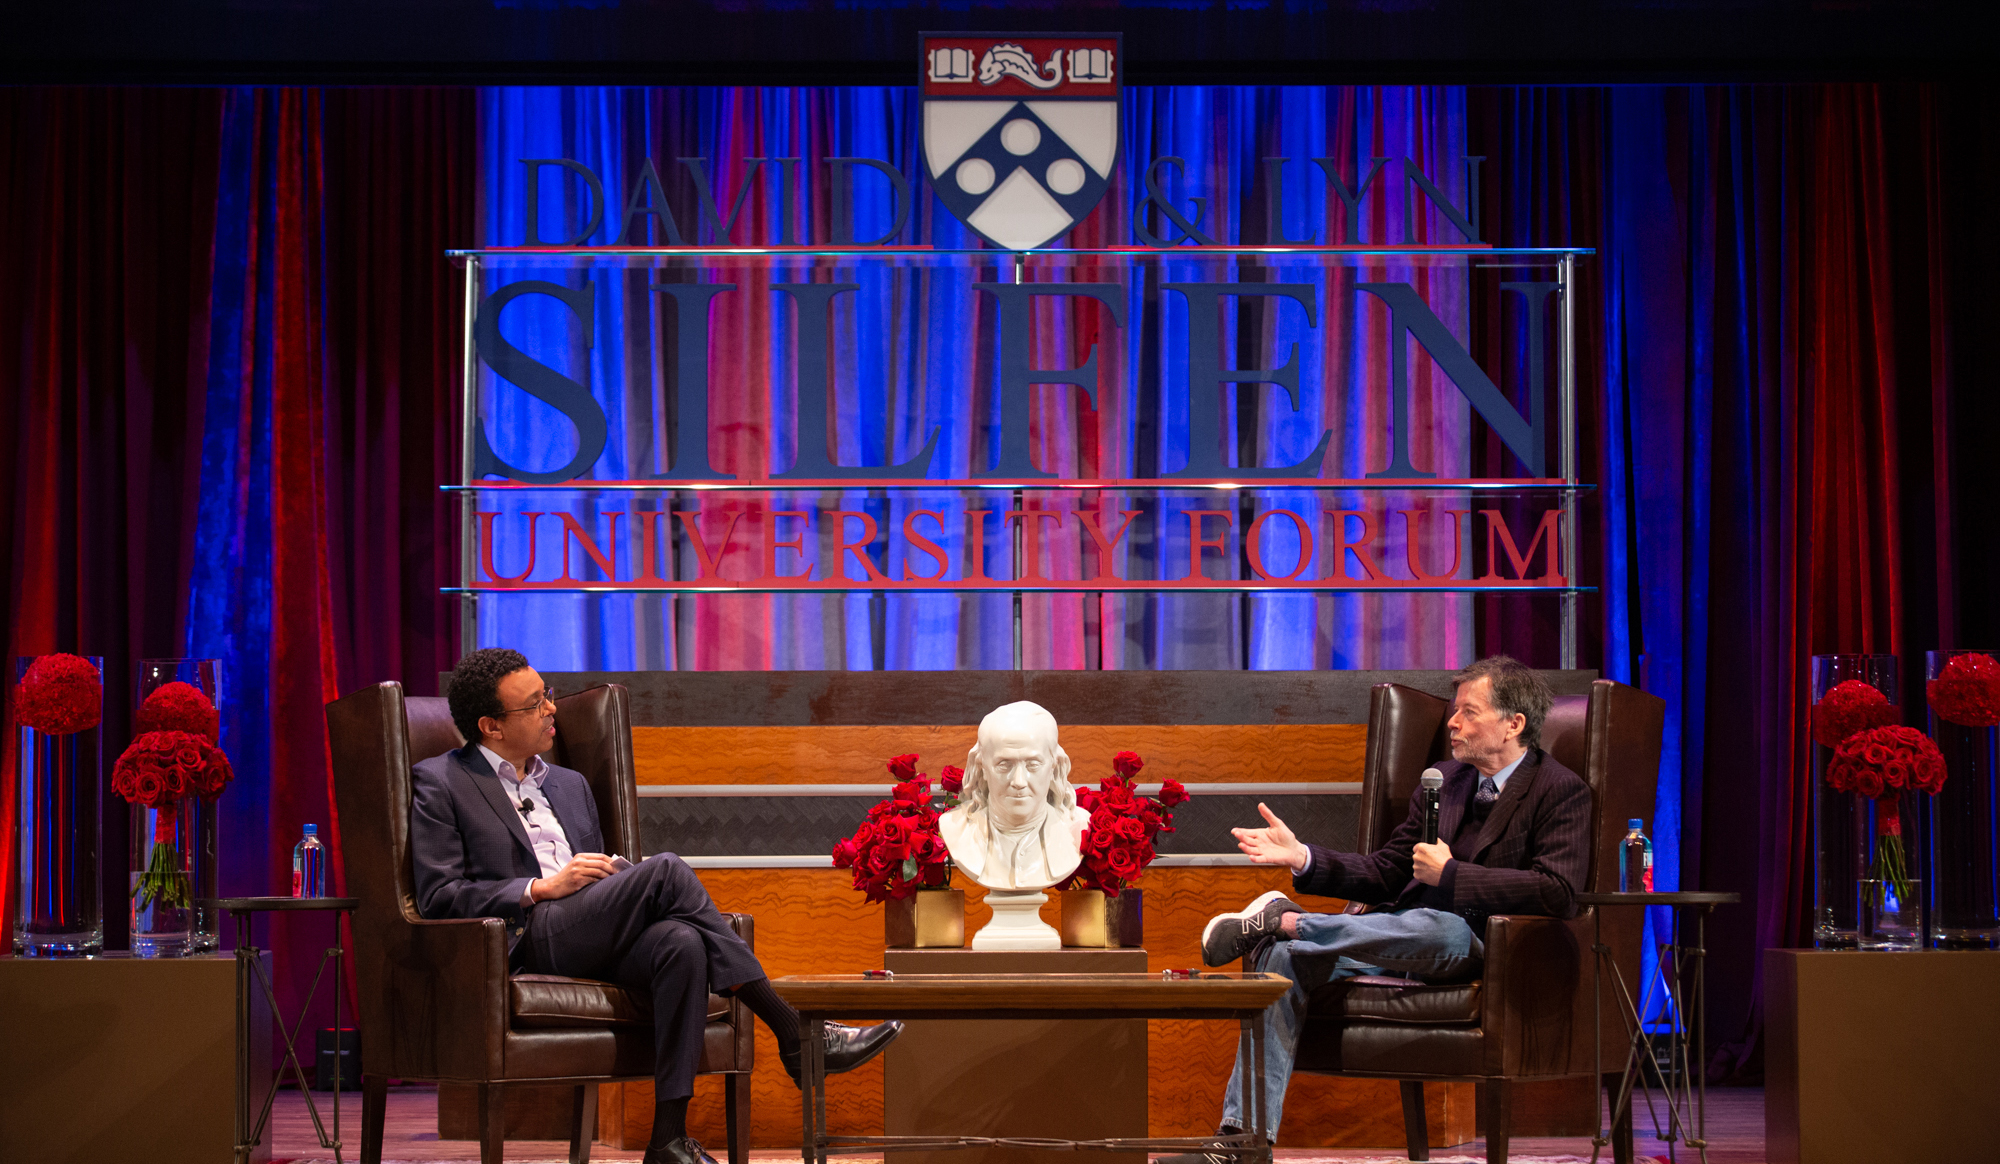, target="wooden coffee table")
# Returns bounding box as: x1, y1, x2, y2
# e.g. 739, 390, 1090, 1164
774, 972, 1292, 1164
